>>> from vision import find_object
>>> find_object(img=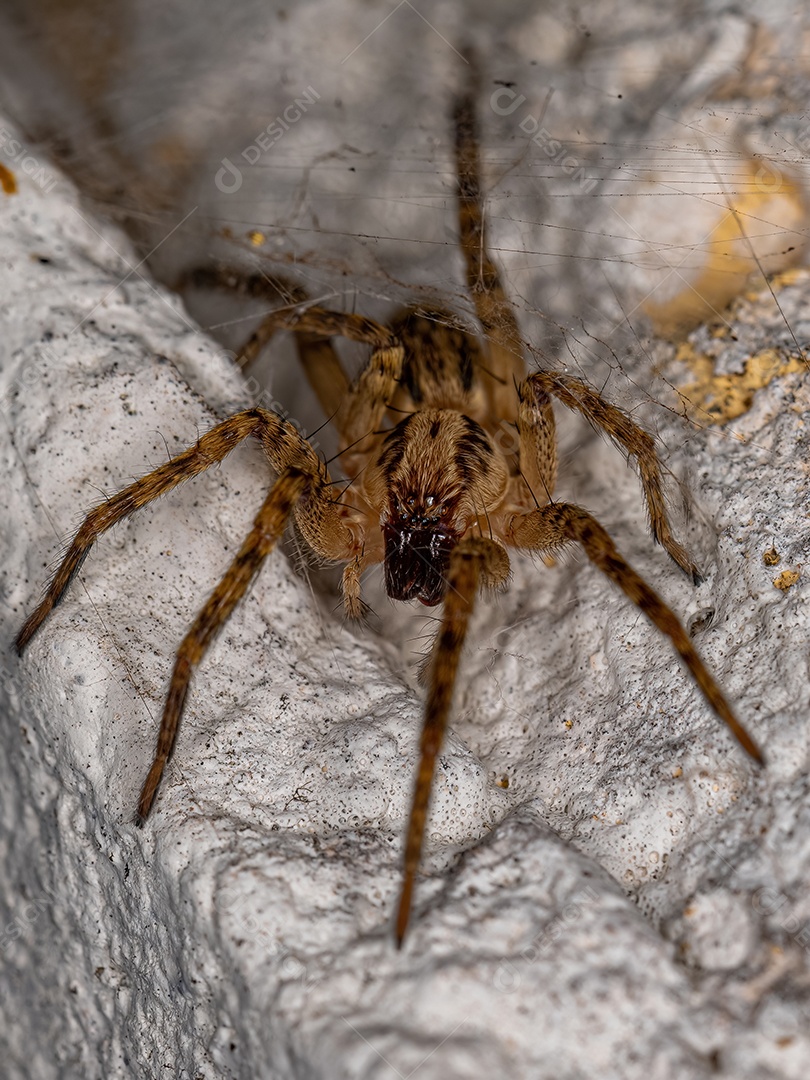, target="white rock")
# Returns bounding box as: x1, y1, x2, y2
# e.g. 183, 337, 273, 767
1, 3, 809, 1077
